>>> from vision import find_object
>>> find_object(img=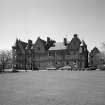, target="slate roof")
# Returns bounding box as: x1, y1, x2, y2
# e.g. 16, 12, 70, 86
49, 42, 66, 51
